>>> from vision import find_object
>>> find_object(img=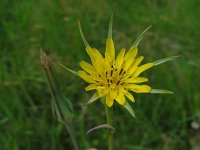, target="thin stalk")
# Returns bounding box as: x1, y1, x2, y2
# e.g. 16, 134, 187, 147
65, 123, 79, 150
41, 51, 79, 150
105, 105, 113, 150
